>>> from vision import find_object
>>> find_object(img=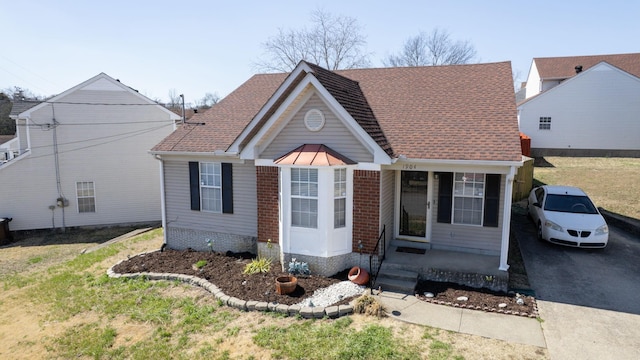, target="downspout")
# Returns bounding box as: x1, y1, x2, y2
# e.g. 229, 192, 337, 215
155, 155, 168, 246
499, 165, 517, 271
